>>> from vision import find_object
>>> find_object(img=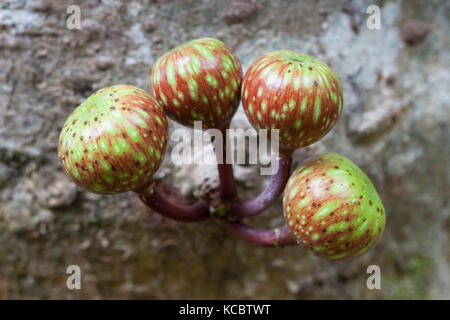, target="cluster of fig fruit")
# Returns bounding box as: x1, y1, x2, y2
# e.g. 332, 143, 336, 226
59, 38, 385, 260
